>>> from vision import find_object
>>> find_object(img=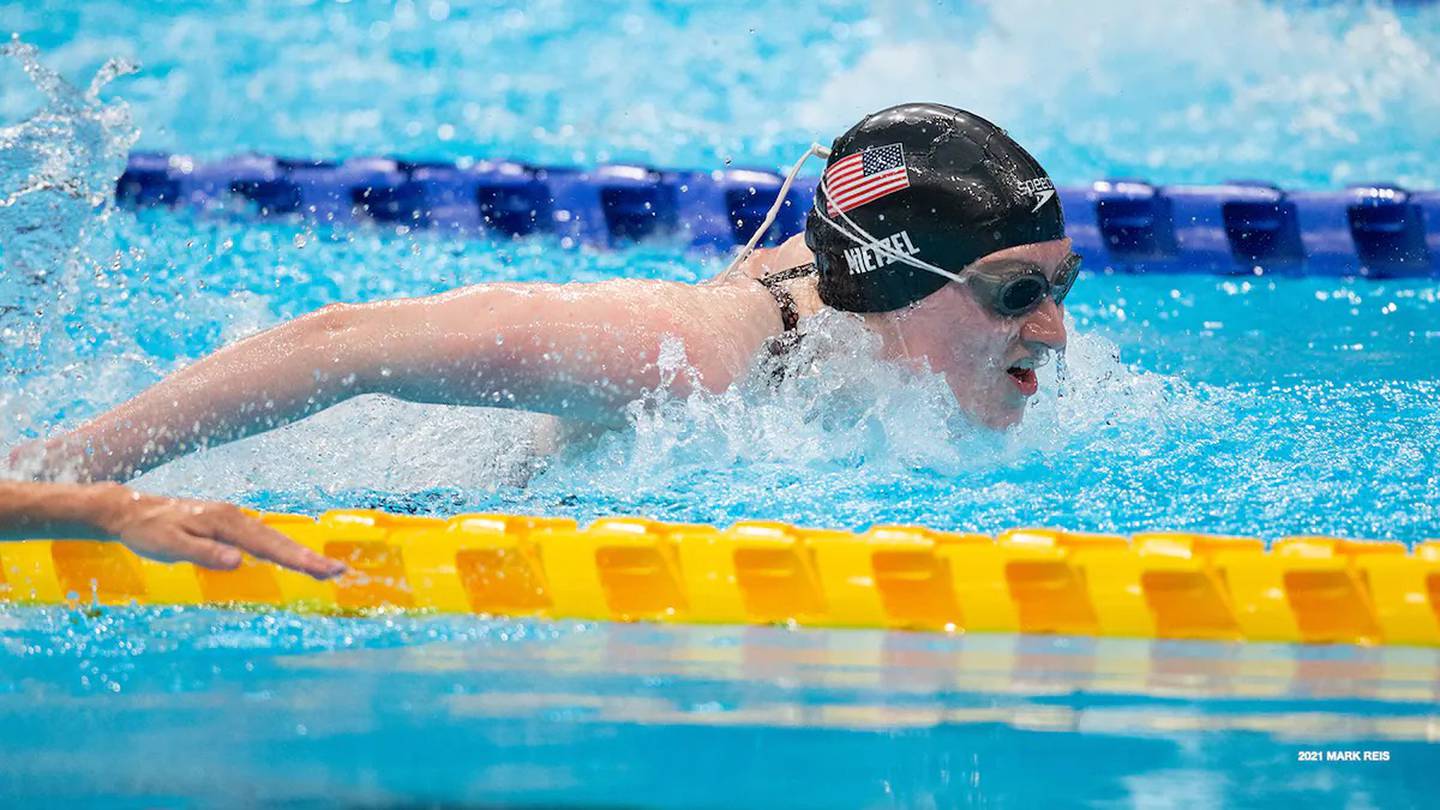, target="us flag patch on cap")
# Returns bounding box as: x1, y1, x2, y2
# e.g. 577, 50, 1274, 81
824, 143, 910, 216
